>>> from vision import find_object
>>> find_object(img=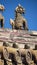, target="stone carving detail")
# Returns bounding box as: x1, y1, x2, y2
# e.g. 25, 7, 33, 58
10, 4, 28, 30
